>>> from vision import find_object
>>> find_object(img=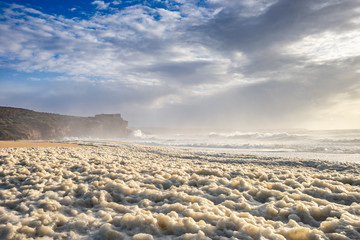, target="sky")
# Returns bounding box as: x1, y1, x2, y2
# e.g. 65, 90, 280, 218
1, 0, 360, 130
